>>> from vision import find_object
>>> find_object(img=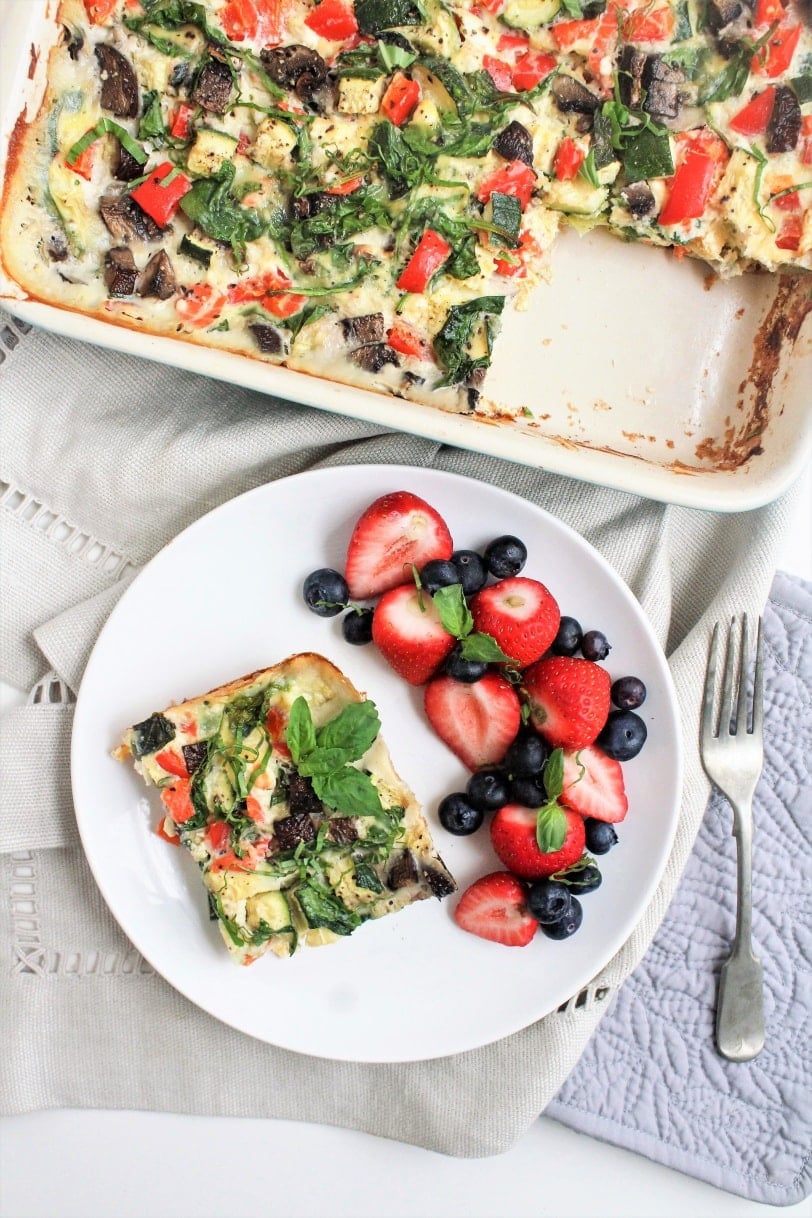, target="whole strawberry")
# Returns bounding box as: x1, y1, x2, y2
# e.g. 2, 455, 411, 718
523, 655, 611, 749
469, 577, 560, 668
345, 491, 454, 600
424, 672, 521, 771
372, 584, 455, 685
453, 871, 538, 946
489, 748, 586, 878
